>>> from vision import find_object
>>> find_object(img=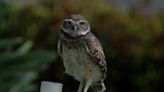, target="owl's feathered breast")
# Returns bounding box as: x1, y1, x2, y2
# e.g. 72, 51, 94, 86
58, 32, 107, 81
